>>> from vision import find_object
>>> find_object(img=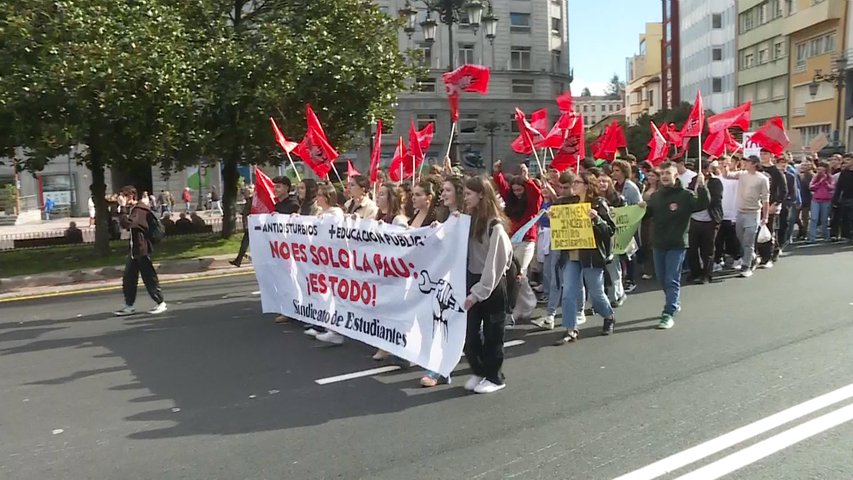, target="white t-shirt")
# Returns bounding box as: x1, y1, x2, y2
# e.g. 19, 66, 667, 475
719, 177, 740, 221
679, 169, 697, 188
